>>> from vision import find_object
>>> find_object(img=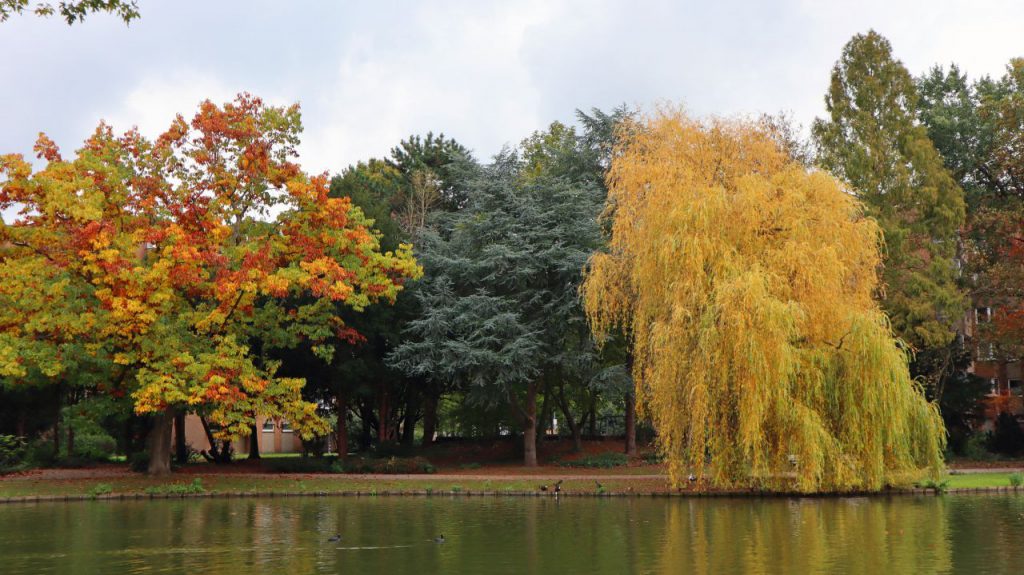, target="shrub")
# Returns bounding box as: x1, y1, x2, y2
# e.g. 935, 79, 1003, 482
89, 483, 113, 497
374, 441, 416, 457
1010, 473, 1023, 488
73, 433, 117, 462
25, 438, 57, 467
129, 451, 151, 473
561, 452, 629, 469
963, 433, 994, 461
263, 457, 336, 474
459, 462, 482, 470
0, 435, 27, 473
145, 478, 205, 495
55, 455, 95, 468
334, 455, 436, 474
641, 451, 664, 465
990, 412, 1024, 455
